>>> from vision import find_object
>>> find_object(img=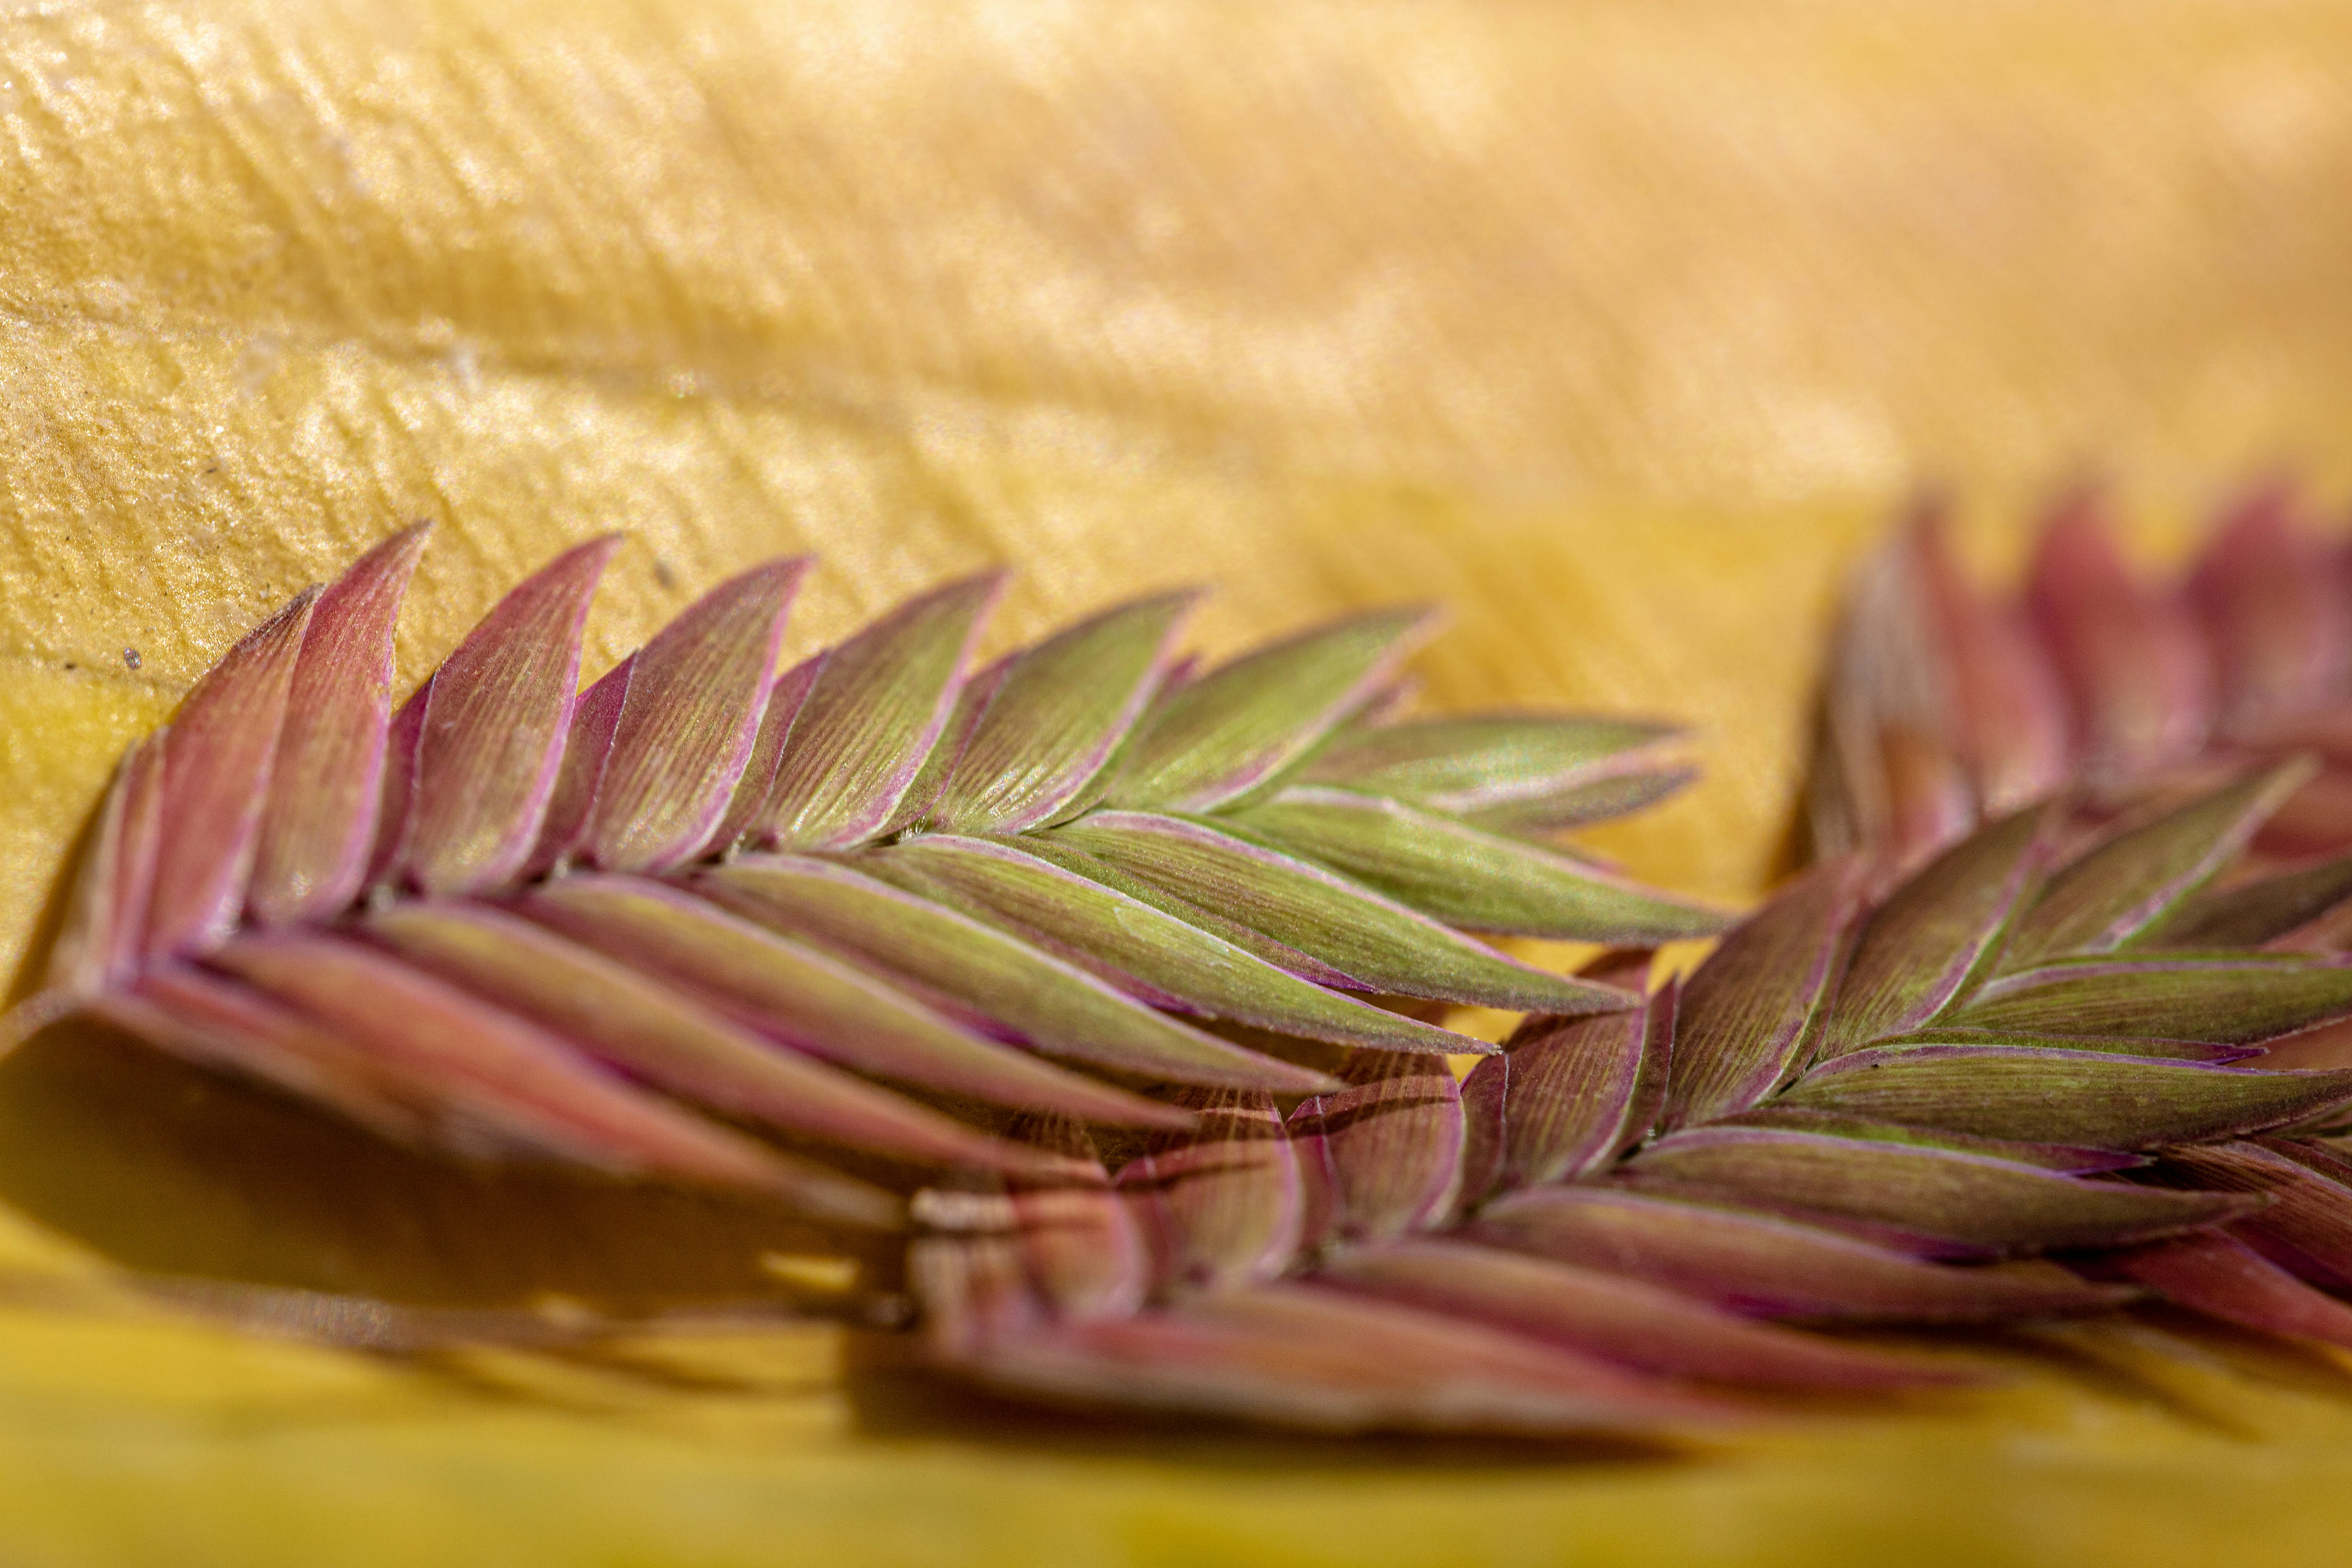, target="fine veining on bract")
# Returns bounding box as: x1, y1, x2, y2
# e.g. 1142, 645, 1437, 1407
7, 526, 1706, 1225
23, 518, 2352, 1437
